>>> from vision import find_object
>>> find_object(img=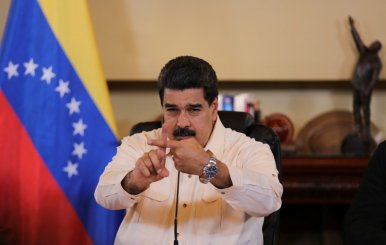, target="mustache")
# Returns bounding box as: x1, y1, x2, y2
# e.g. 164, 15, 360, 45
173, 127, 196, 137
